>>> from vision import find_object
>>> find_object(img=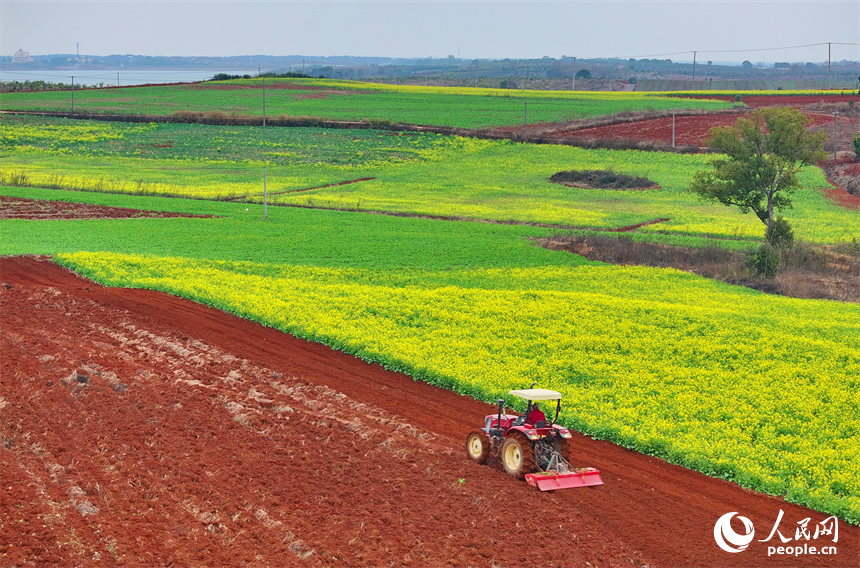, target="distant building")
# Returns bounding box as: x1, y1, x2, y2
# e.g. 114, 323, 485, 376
13, 49, 33, 63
